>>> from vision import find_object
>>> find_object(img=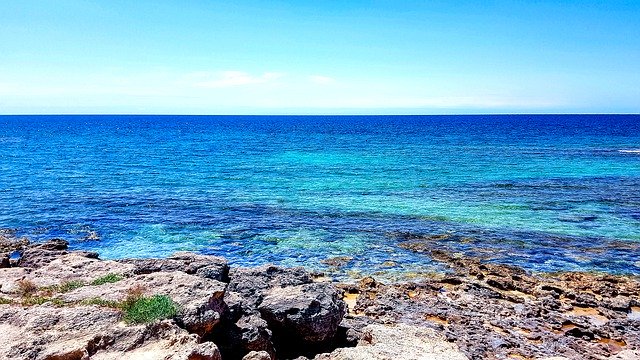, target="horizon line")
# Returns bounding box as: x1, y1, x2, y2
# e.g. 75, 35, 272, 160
1, 113, 639, 117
